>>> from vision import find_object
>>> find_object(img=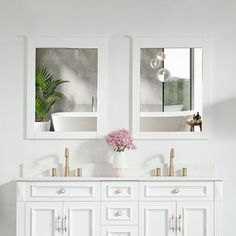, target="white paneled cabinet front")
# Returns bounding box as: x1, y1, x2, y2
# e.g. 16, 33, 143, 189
177, 201, 214, 236
139, 201, 214, 236
25, 201, 100, 236
139, 202, 176, 236
25, 202, 62, 236
17, 179, 223, 236
63, 202, 100, 236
